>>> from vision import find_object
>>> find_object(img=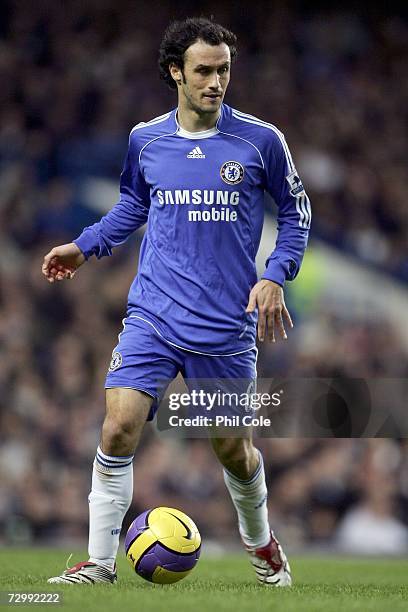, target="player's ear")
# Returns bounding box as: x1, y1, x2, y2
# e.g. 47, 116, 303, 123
169, 63, 182, 85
